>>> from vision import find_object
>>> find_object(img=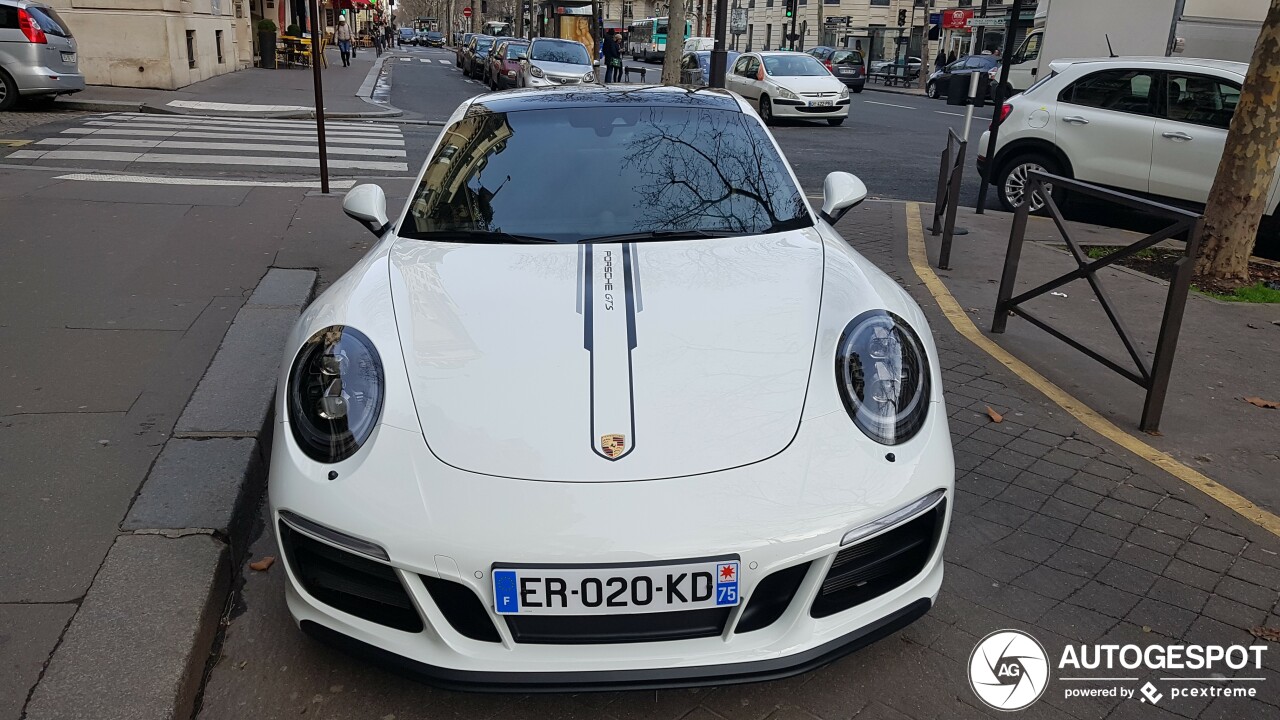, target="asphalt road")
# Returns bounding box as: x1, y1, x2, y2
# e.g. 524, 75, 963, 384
386, 45, 996, 206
